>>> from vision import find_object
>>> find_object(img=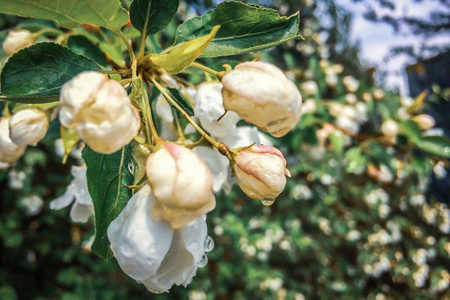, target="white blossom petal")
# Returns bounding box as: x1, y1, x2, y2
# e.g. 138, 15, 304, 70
108, 185, 173, 282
